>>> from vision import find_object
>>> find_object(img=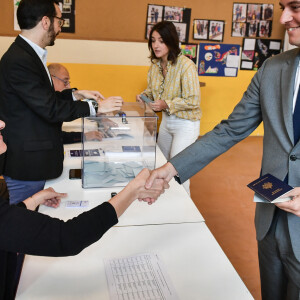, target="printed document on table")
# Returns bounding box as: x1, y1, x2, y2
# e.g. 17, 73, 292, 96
104, 253, 179, 300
